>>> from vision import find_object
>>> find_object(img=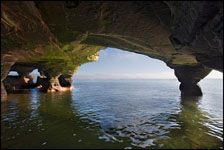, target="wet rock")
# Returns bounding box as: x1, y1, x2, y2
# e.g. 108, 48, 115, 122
179, 83, 202, 97
174, 64, 211, 96
47, 74, 72, 92
58, 75, 71, 87
3, 76, 29, 93
3, 74, 50, 93
1, 1, 223, 100
35, 76, 51, 92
